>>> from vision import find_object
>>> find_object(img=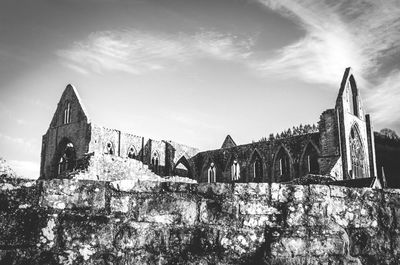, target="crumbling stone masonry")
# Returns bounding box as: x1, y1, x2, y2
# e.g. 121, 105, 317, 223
191, 68, 377, 184
39, 85, 198, 180
40, 67, 378, 186
1, 177, 400, 264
